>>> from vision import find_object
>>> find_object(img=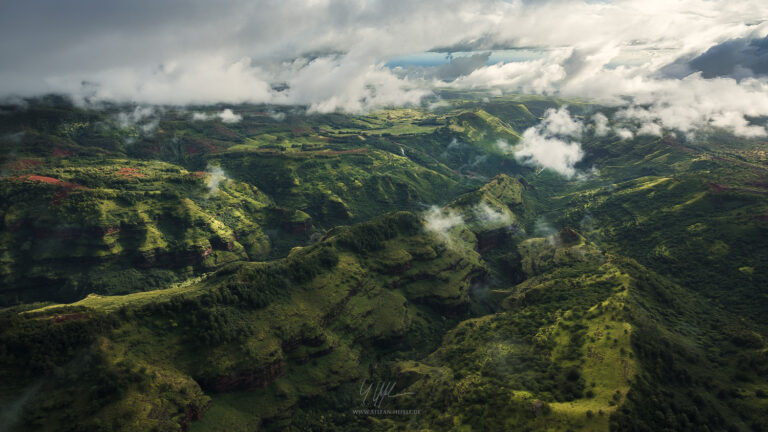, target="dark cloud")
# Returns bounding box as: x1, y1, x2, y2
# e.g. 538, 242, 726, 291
662, 35, 768, 79
428, 35, 527, 53
435, 53, 492, 81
